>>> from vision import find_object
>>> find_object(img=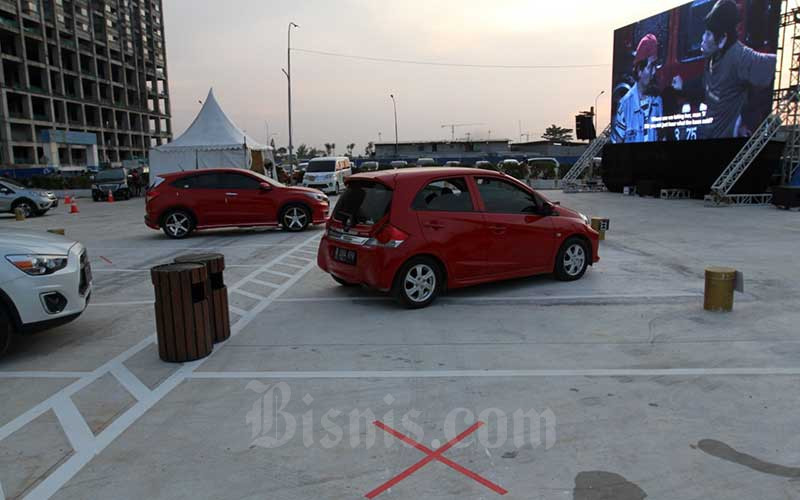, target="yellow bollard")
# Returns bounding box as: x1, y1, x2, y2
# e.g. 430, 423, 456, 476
590, 217, 610, 241
47, 228, 65, 236
704, 267, 736, 312
14, 207, 25, 221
